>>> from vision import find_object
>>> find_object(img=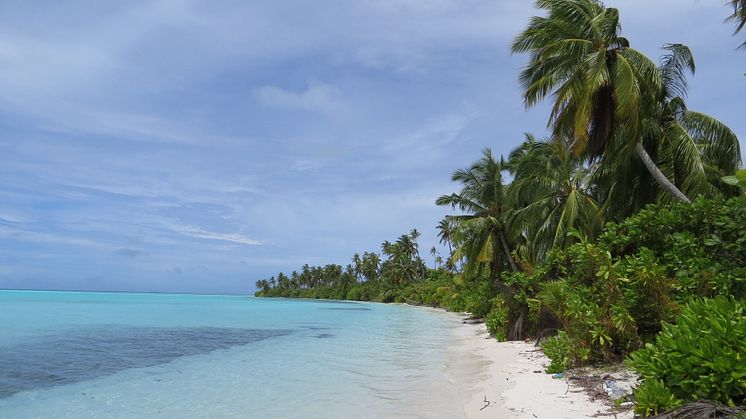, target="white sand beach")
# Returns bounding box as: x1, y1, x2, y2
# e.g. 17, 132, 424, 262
443, 318, 632, 419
